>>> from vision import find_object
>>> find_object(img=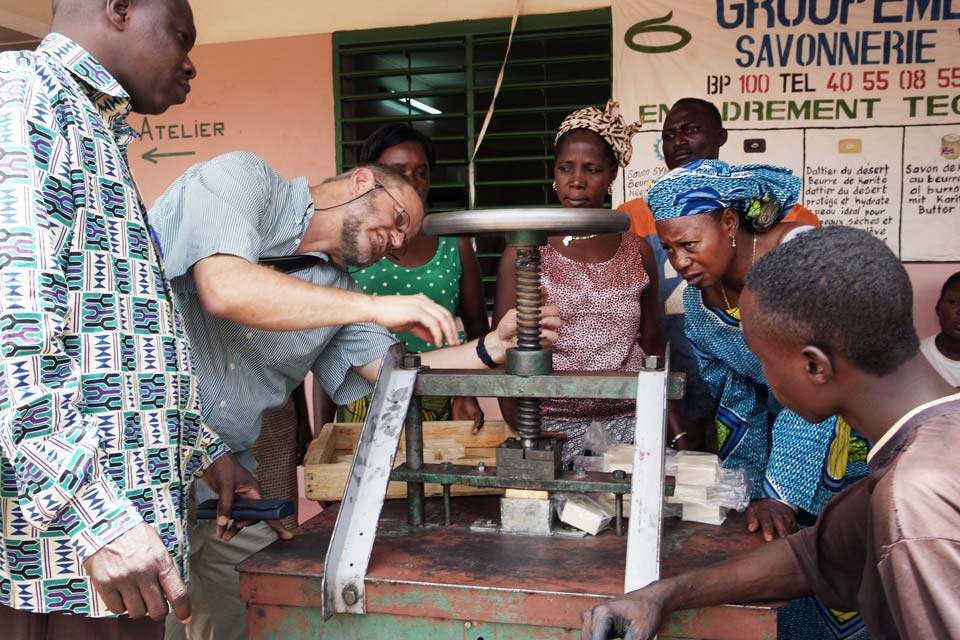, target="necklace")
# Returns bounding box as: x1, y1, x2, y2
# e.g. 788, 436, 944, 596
719, 235, 758, 310
562, 234, 599, 246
